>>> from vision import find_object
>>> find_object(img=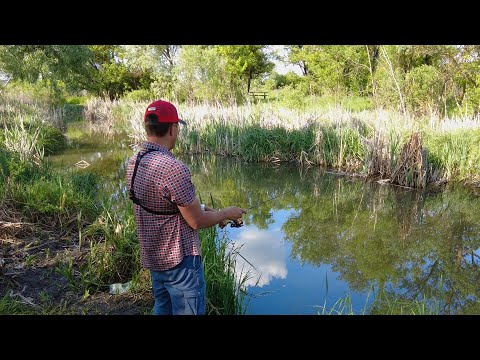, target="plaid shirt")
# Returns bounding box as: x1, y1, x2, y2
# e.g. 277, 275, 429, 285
126, 141, 201, 271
